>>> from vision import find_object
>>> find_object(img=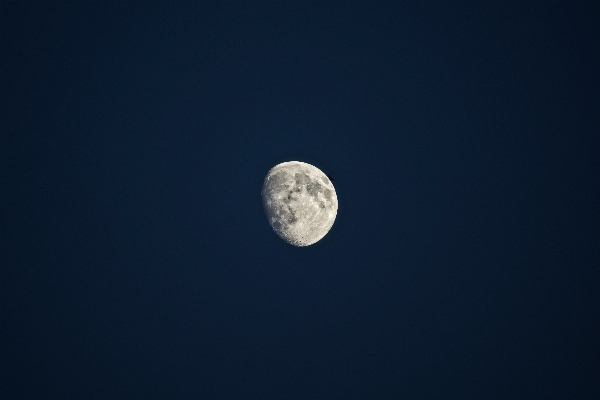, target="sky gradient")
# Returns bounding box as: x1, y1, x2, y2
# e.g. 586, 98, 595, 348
3, 2, 599, 399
